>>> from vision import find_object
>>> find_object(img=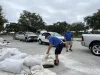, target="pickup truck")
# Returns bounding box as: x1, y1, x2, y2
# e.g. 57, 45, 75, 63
81, 34, 100, 56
